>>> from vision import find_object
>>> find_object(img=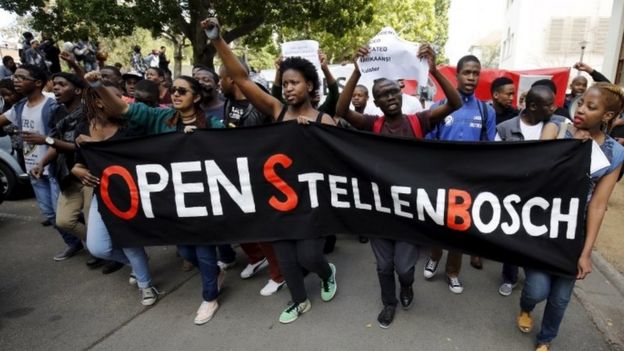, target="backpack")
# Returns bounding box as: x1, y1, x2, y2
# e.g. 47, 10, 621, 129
372, 115, 424, 138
